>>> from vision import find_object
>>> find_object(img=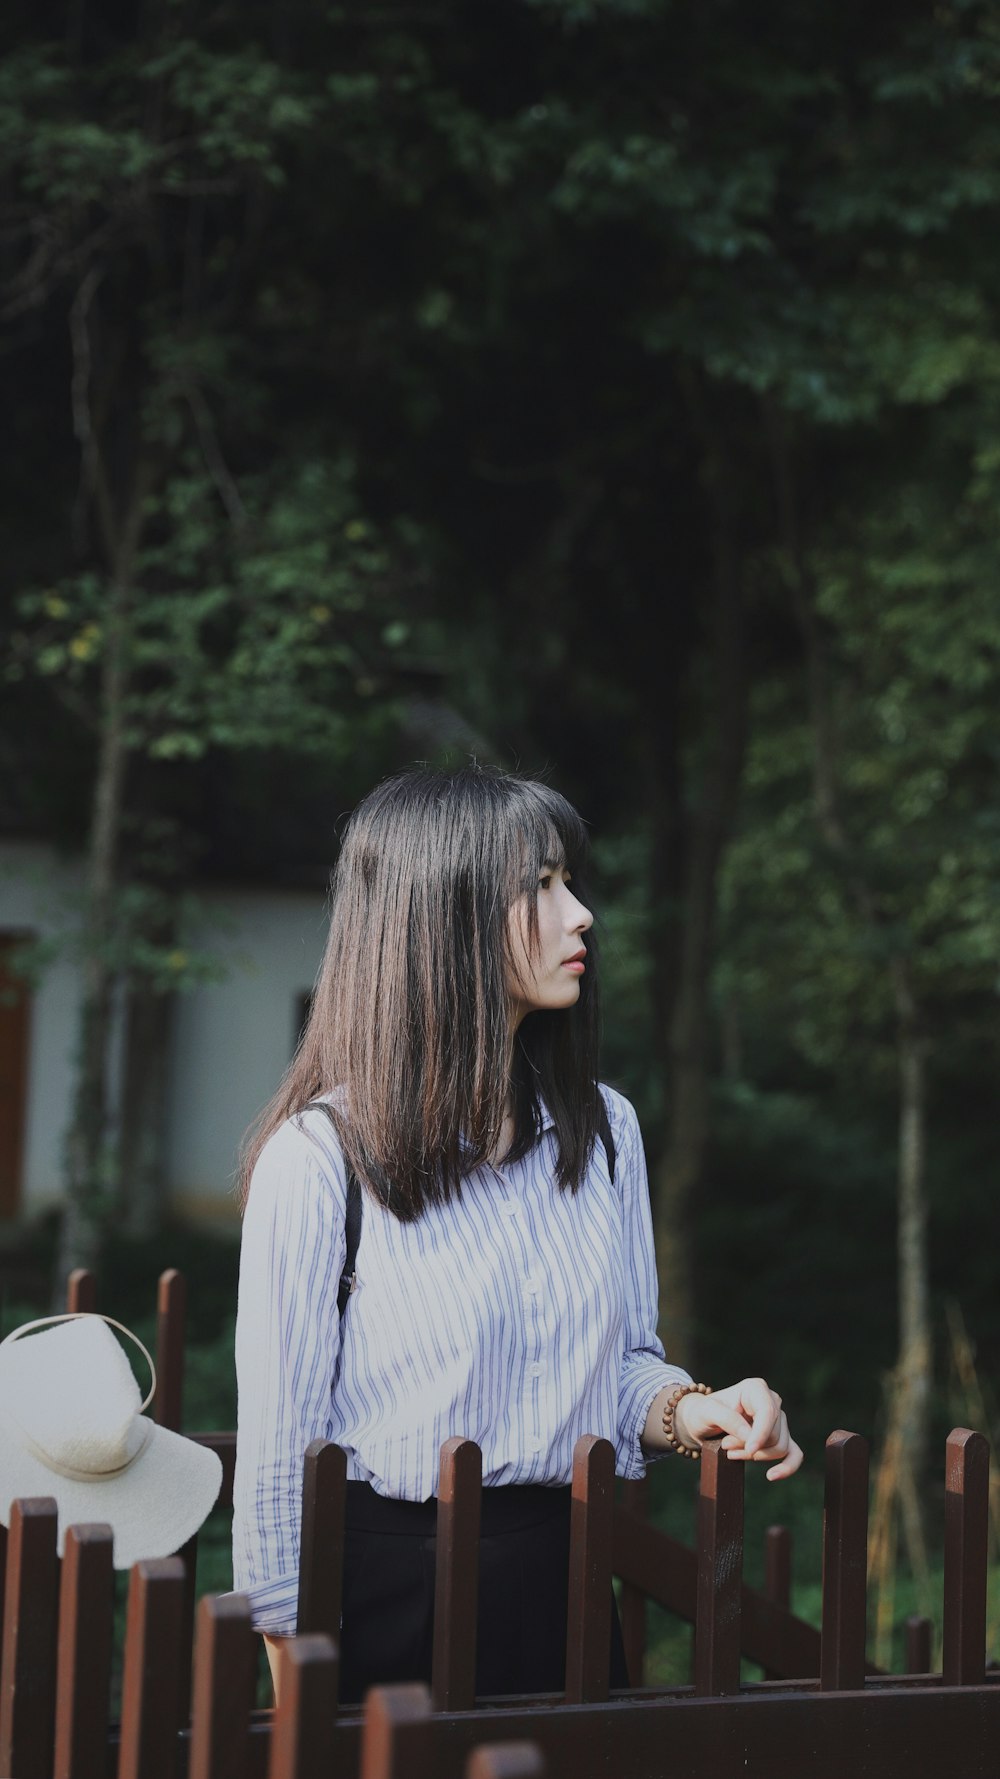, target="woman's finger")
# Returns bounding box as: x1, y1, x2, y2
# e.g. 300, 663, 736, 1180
740, 1380, 782, 1456
724, 1410, 794, 1465
765, 1436, 804, 1481
680, 1384, 800, 1481
709, 1378, 780, 1456
675, 1391, 762, 1451
732, 1418, 803, 1480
